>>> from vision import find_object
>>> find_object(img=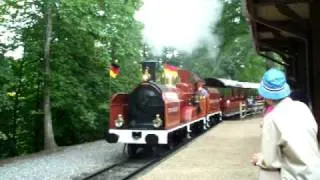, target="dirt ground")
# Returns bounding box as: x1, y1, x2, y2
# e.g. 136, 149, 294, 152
137, 116, 262, 180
